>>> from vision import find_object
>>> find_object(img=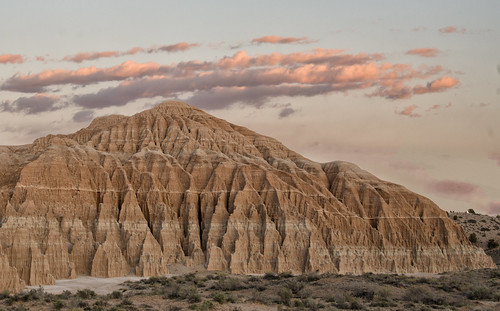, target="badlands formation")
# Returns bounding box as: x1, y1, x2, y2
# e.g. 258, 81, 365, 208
0, 101, 494, 293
